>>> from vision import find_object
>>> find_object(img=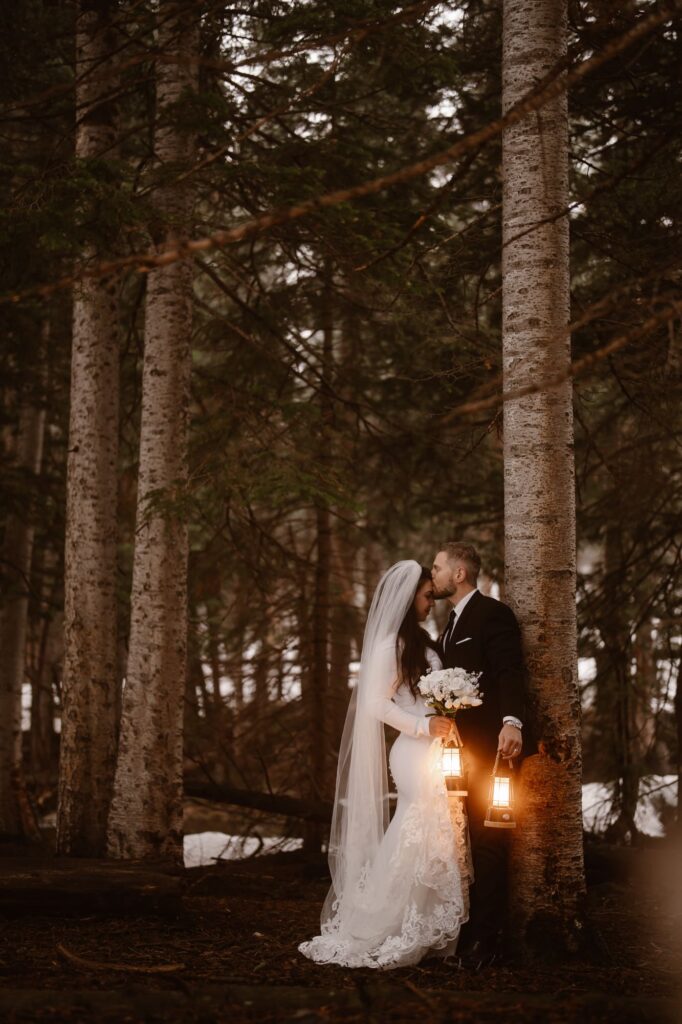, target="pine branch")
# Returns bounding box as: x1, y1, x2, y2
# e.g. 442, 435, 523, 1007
4, 1, 678, 307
